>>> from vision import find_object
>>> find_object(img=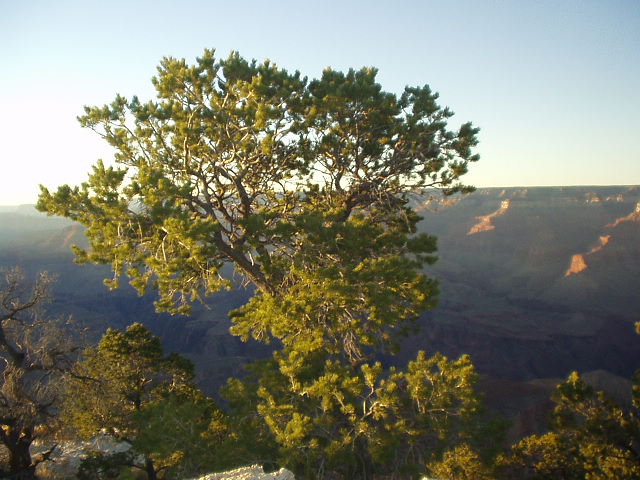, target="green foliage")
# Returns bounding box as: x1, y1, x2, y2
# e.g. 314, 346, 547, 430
37, 48, 478, 314
230, 209, 438, 362
497, 432, 585, 479
221, 215, 491, 479
64, 323, 193, 441
64, 323, 236, 479
497, 371, 640, 479
428, 443, 496, 480
221, 208, 489, 479
550, 371, 640, 479
223, 349, 482, 479
133, 391, 244, 478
